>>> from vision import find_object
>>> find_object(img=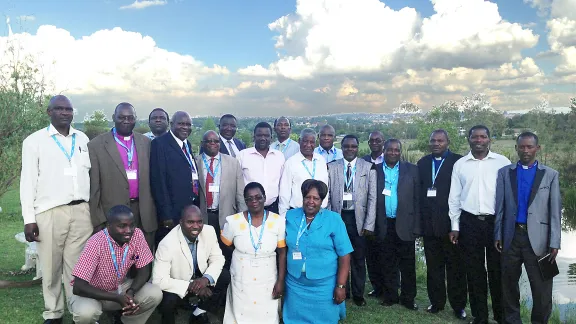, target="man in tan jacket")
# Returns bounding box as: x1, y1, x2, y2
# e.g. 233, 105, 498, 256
153, 205, 229, 324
